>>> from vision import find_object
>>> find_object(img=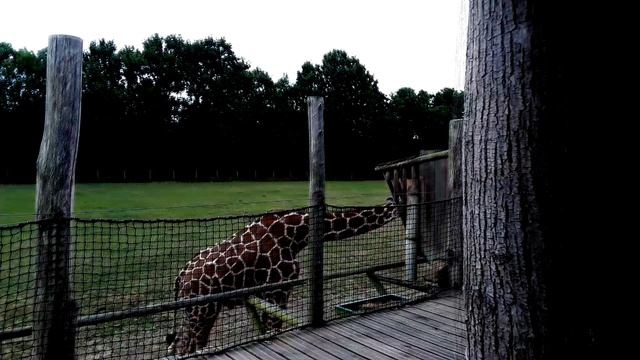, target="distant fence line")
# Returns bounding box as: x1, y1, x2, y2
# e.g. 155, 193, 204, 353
1, 167, 386, 184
